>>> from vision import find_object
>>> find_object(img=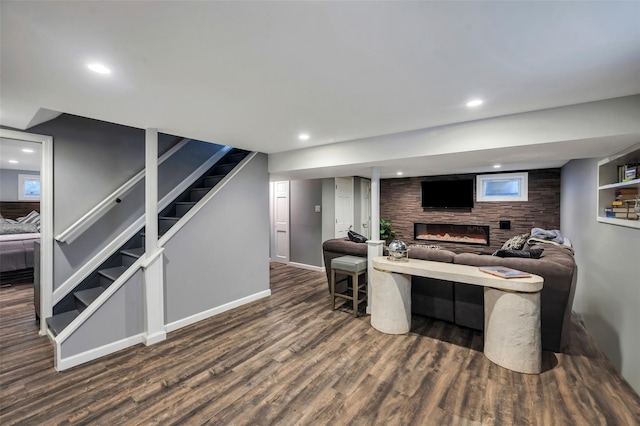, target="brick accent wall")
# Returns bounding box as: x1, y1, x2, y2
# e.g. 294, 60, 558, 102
380, 169, 561, 254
